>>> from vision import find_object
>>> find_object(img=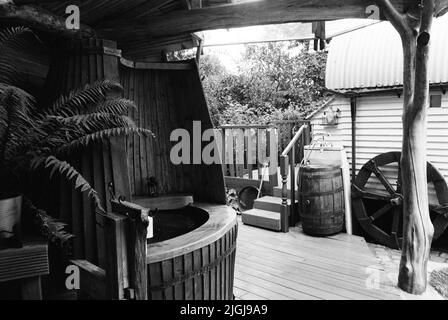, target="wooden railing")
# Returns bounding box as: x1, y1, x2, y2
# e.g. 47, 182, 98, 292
279, 124, 311, 232
219, 121, 311, 196
272, 120, 311, 163
219, 124, 279, 194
